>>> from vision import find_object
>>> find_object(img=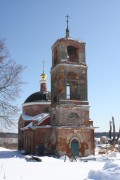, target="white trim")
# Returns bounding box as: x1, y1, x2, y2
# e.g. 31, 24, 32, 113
57, 103, 90, 109
21, 125, 51, 131
22, 101, 51, 107
51, 126, 94, 129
